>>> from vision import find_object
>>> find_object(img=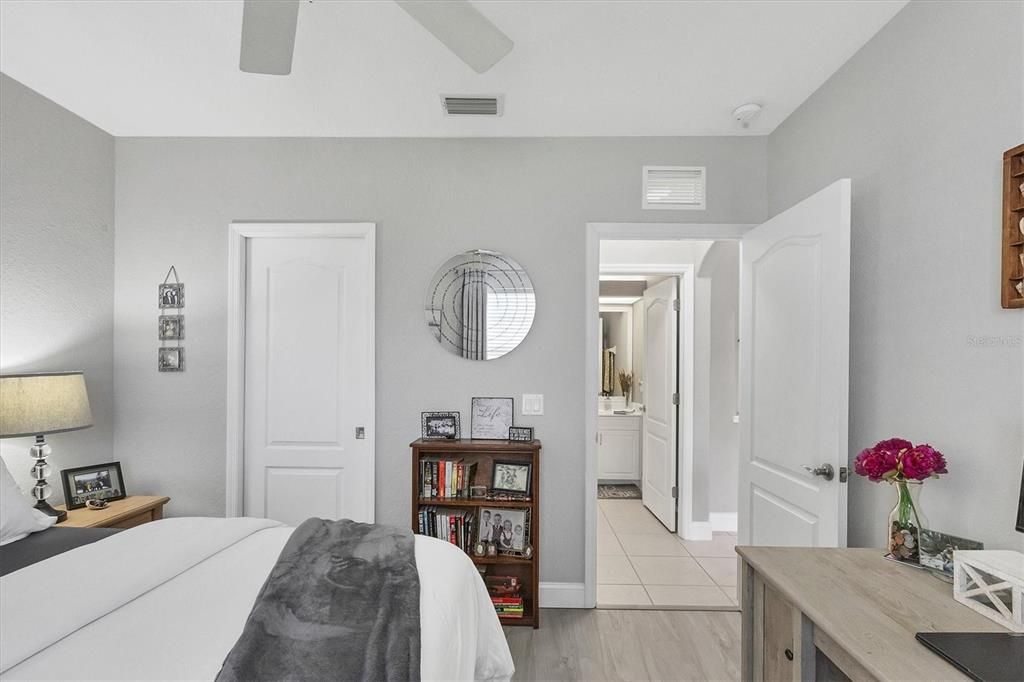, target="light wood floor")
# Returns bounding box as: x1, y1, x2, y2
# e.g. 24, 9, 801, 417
504, 608, 742, 681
